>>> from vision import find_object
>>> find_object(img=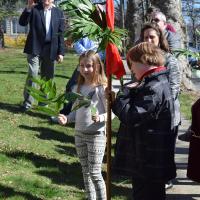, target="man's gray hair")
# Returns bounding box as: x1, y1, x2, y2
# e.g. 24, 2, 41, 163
154, 11, 167, 22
